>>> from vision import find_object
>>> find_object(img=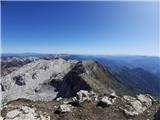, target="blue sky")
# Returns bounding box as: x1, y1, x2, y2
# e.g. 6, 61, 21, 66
1, 1, 159, 56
